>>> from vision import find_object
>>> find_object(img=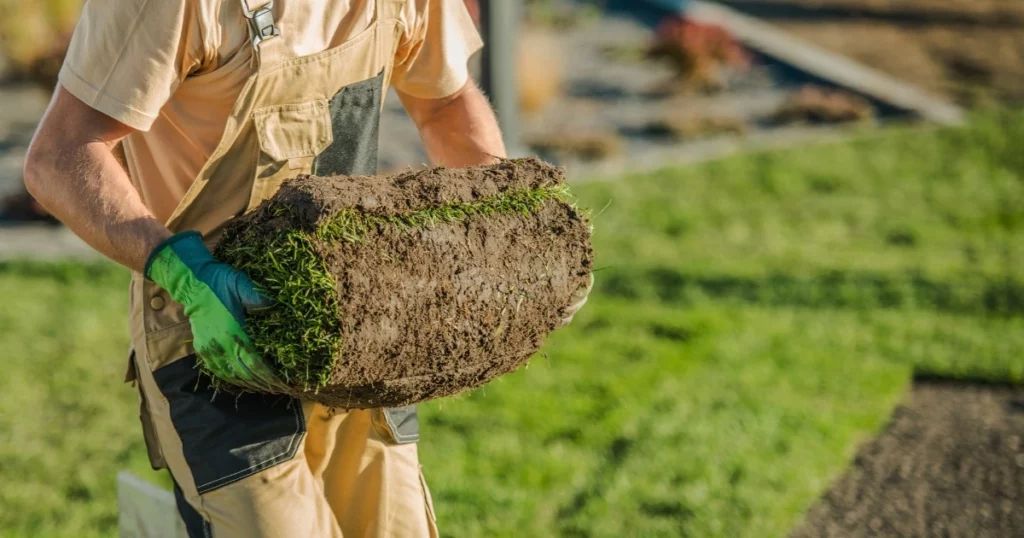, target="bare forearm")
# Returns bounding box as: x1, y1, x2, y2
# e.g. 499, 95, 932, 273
24, 89, 170, 272
400, 81, 507, 167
